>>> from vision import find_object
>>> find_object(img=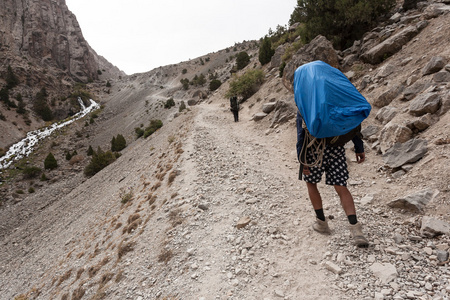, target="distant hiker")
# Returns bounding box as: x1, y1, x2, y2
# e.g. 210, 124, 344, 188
293, 61, 371, 248
230, 96, 239, 122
